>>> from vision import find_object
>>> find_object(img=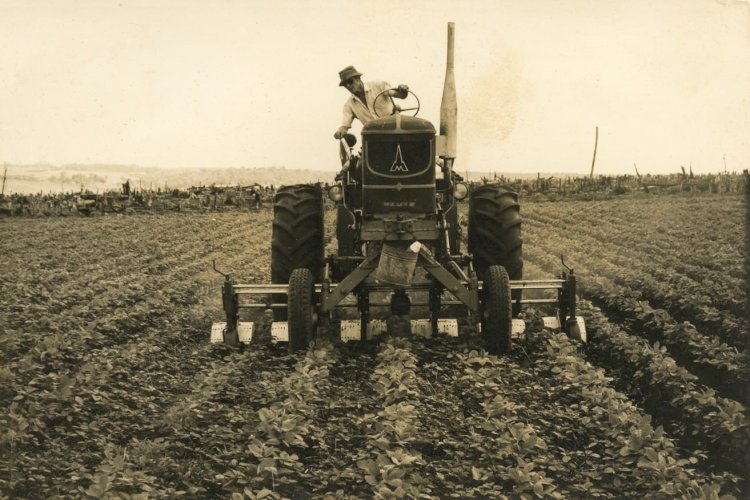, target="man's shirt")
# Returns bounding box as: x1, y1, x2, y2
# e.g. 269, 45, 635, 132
340, 80, 394, 129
